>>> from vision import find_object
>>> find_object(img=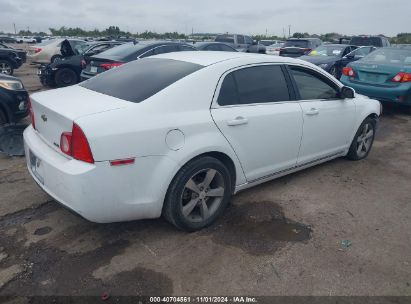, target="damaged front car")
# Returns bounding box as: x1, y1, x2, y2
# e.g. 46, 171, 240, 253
38, 40, 123, 88
0, 73, 29, 125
